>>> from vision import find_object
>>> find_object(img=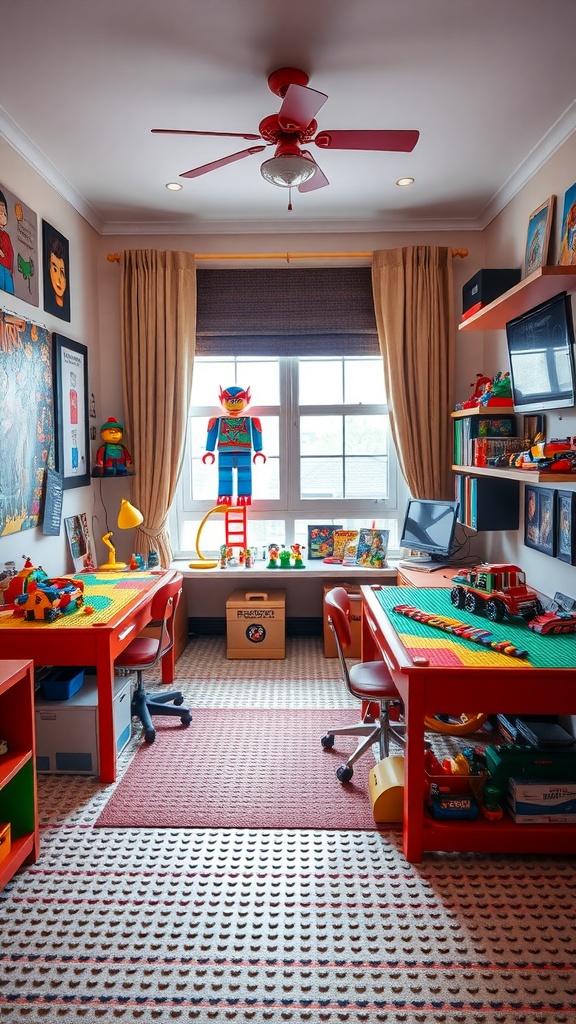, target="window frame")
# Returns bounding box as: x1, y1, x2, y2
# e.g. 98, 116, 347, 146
170, 354, 405, 558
